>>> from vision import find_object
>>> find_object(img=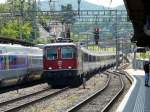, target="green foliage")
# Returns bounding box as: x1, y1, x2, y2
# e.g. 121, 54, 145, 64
137, 53, 149, 60
0, 20, 32, 39
71, 32, 88, 42
140, 53, 147, 59
22, 22, 32, 39
1, 21, 18, 38
33, 37, 52, 44
0, 0, 25, 12
71, 33, 79, 42
0, 4, 7, 12
0, 0, 39, 41
6, 0, 29, 12
87, 45, 116, 52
